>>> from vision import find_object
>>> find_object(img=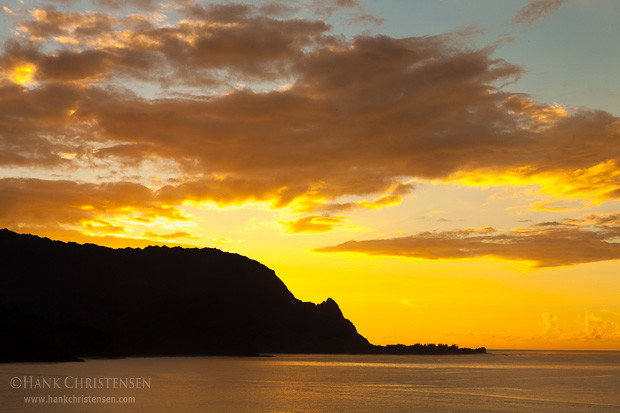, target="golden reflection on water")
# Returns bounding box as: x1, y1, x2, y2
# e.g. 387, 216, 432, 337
0, 351, 618, 412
